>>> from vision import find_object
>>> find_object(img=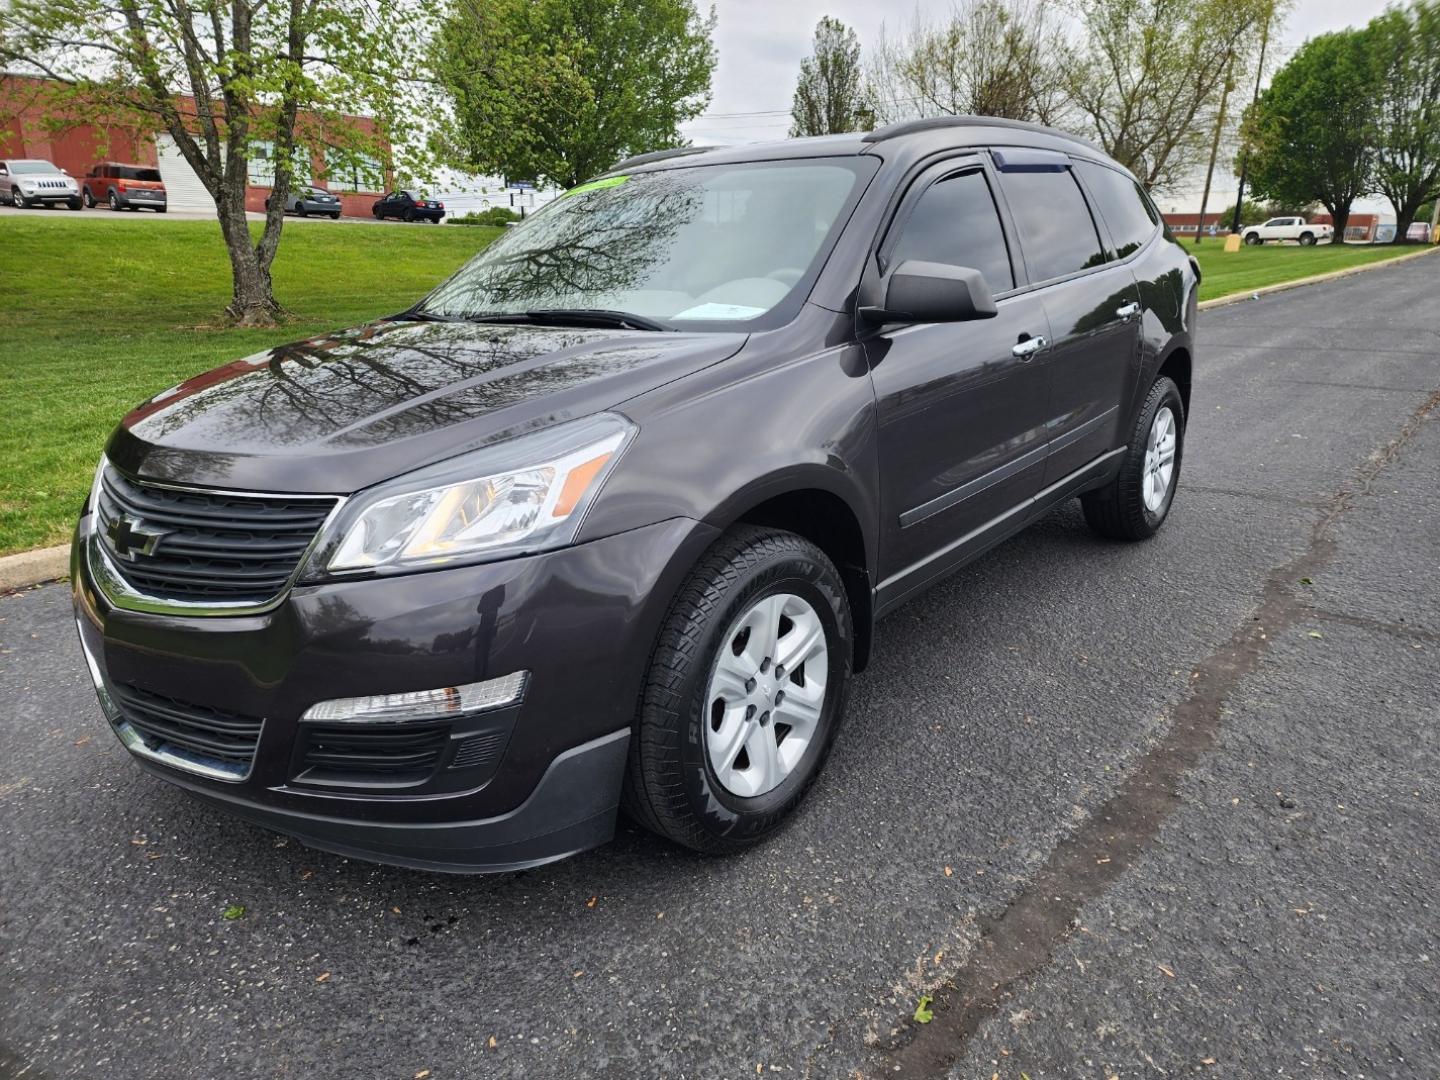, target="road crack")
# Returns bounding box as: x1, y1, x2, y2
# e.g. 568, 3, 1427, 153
873, 388, 1440, 1077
